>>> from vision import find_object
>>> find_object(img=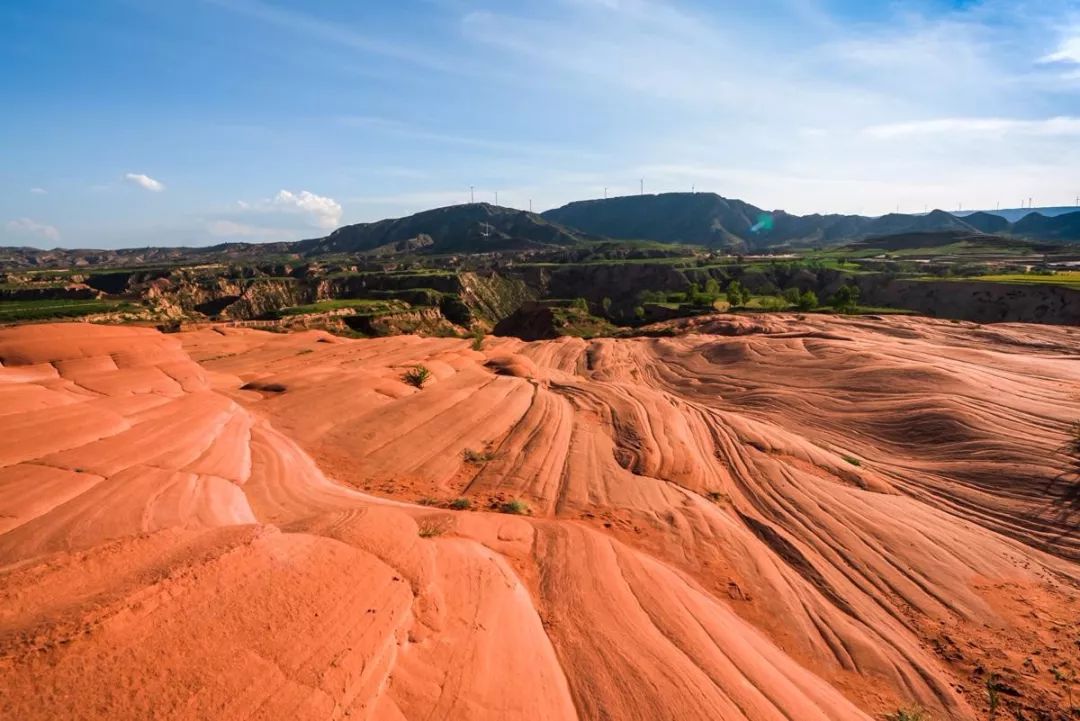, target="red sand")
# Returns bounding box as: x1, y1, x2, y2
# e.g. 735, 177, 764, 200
1, 316, 1078, 720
